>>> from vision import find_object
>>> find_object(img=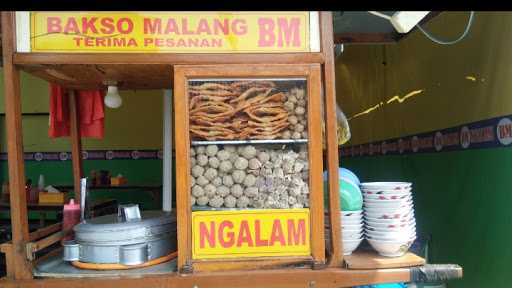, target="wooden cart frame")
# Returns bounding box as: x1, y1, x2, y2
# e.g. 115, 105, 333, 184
174, 64, 325, 272
0, 11, 462, 287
